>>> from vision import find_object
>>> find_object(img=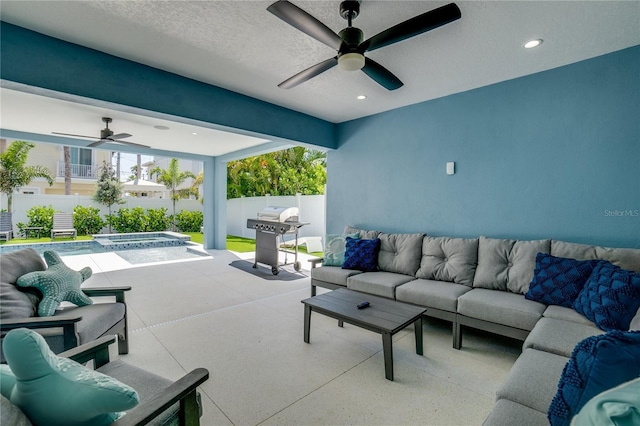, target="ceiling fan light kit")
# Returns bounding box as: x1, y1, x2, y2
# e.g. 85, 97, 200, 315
267, 0, 461, 90
338, 52, 365, 71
